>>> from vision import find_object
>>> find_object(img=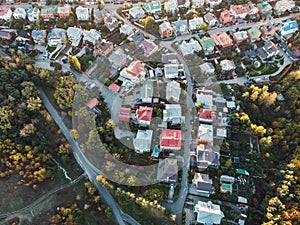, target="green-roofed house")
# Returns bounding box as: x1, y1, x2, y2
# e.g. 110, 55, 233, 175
200, 36, 215, 54
257, 2, 272, 15
247, 26, 261, 42
40, 7, 56, 20
143, 1, 162, 14
236, 168, 250, 176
